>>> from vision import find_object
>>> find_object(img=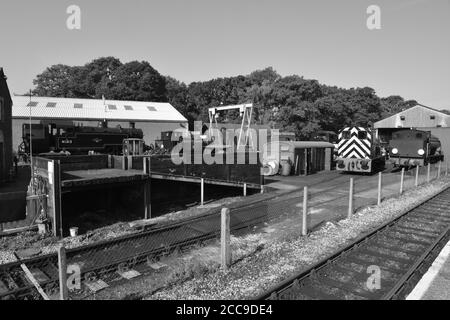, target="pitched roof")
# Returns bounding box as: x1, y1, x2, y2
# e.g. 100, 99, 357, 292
374, 104, 450, 128
11, 96, 187, 122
